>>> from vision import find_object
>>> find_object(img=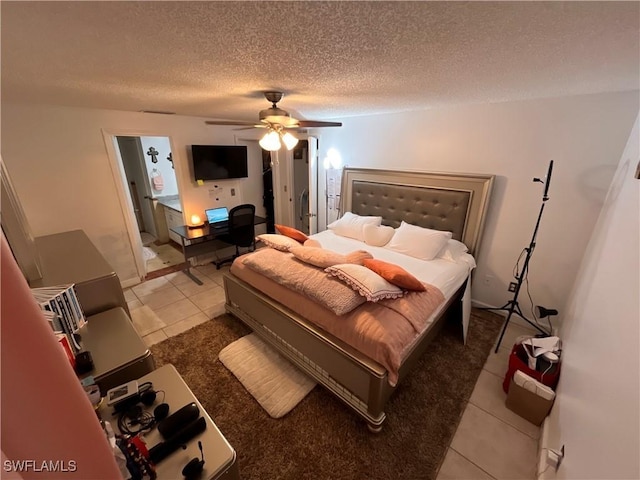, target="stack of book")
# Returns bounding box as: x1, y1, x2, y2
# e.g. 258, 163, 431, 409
31, 284, 86, 361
